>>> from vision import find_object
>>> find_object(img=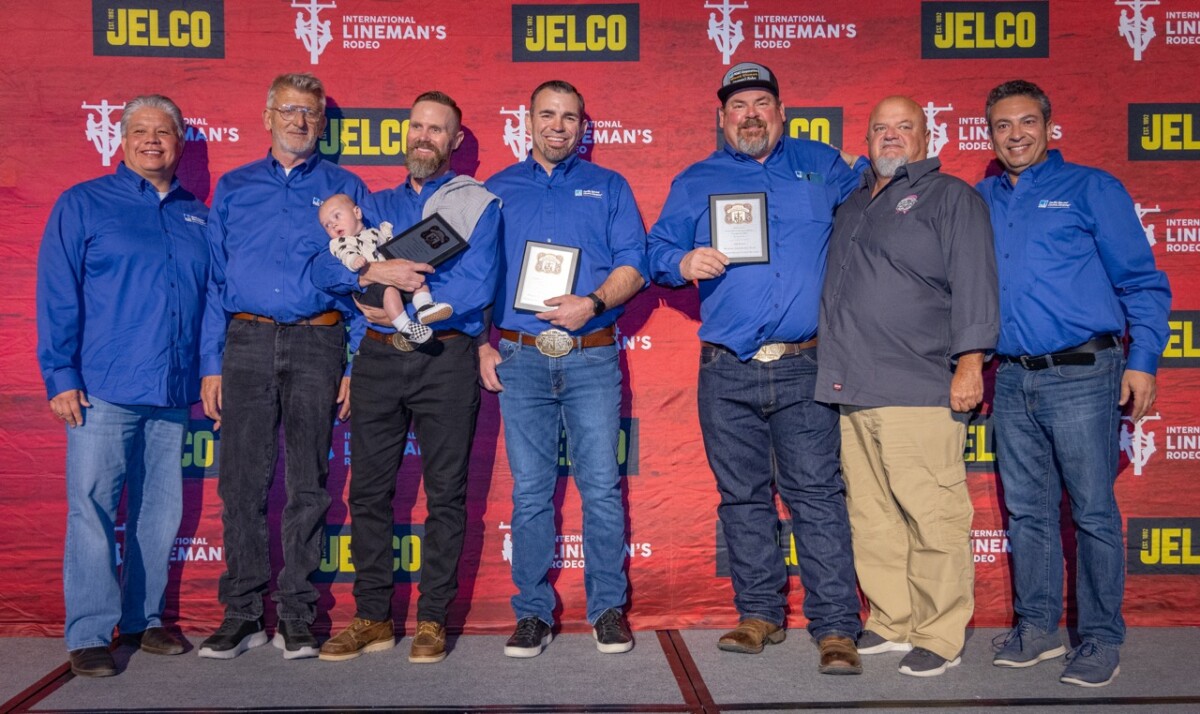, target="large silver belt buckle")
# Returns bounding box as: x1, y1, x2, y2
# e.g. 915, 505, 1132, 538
390, 333, 415, 352
535, 329, 574, 358
752, 343, 786, 363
